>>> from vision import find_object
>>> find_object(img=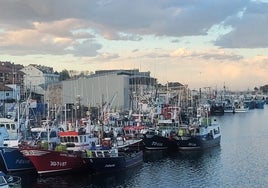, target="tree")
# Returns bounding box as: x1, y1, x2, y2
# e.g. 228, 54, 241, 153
260, 85, 268, 94
254, 87, 259, 92
59, 69, 70, 81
